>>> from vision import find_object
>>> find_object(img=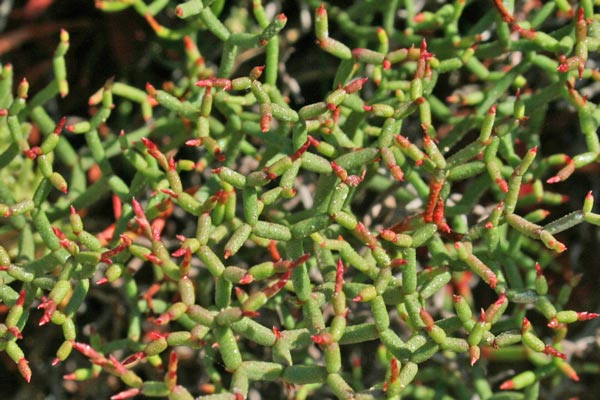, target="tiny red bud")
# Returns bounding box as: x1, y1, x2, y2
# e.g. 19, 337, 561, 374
8, 326, 22, 339
167, 351, 178, 383
469, 346, 480, 366
243, 310, 260, 318
249, 66, 265, 80
544, 345, 567, 359
311, 333, 334, 345
18, 358, 31, 382
578, 6, 585, 22
109, 354, 127, 375
495, 178, 509, 193
419, 308, 435, 330
171, 247, 187, 257
495, 293, 506, 305
38, 297, 57, 326
316, 3, 326, 16
577, 311, 599, 321
151, 225, 161, 241
379, 229, 396, 242
145, 82, 157, 97
72, 341, 103, 361
335, 258, 345, 293
420, 38, 428, 57
546, 176, 561, 184
260, 112, 272, 133
17, 290, 26, 307
233, 392, 245, 400
557, 62, 569, 72
291, 139, 311, 161
499, 379, 514, 390
547, 318, 559, 328
143, 253, 162, 265
132, 197, 145, 219
389, 358, 399, 382
24, 146, 42, 159
185, 138, 202, 146
141, 137, 162, 159
391, 258, 407, 267
110, 388, 141, 400
148, 331, 168, 340
123, 352, 146, 367
290, 253, 310, 268
54, 116, 67, 135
